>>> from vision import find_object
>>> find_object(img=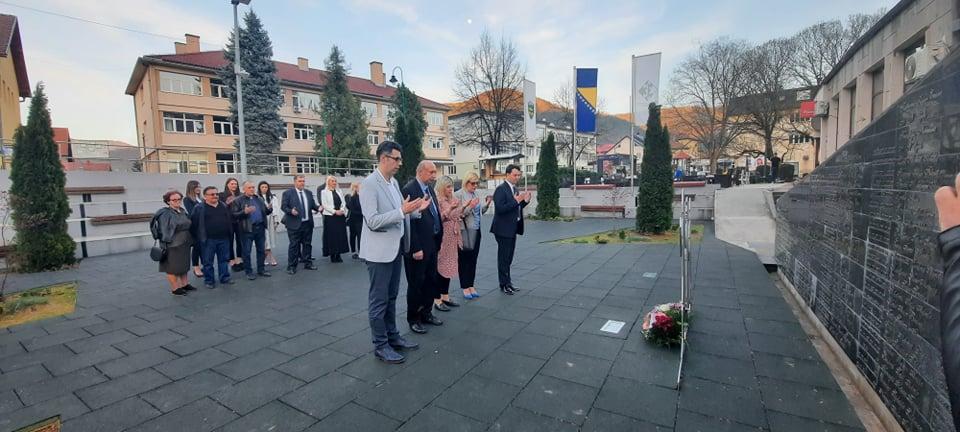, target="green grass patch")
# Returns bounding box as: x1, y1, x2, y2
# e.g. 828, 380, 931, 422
556, 225, 704, 245
0, 282, 77, 328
